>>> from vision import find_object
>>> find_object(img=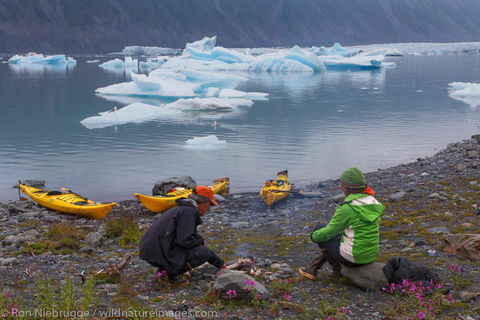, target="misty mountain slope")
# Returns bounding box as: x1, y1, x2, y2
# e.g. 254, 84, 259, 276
1, 0, 480, 53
